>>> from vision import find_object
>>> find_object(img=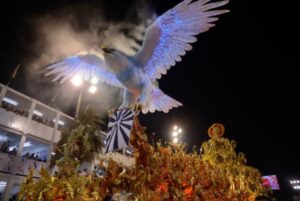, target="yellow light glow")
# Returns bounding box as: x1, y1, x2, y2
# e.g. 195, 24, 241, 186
88, 85, 97, 94
172, 131, 178, 137
91, 77, 98, 85
173, 138, 178, 143
71, 75, 83, 87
